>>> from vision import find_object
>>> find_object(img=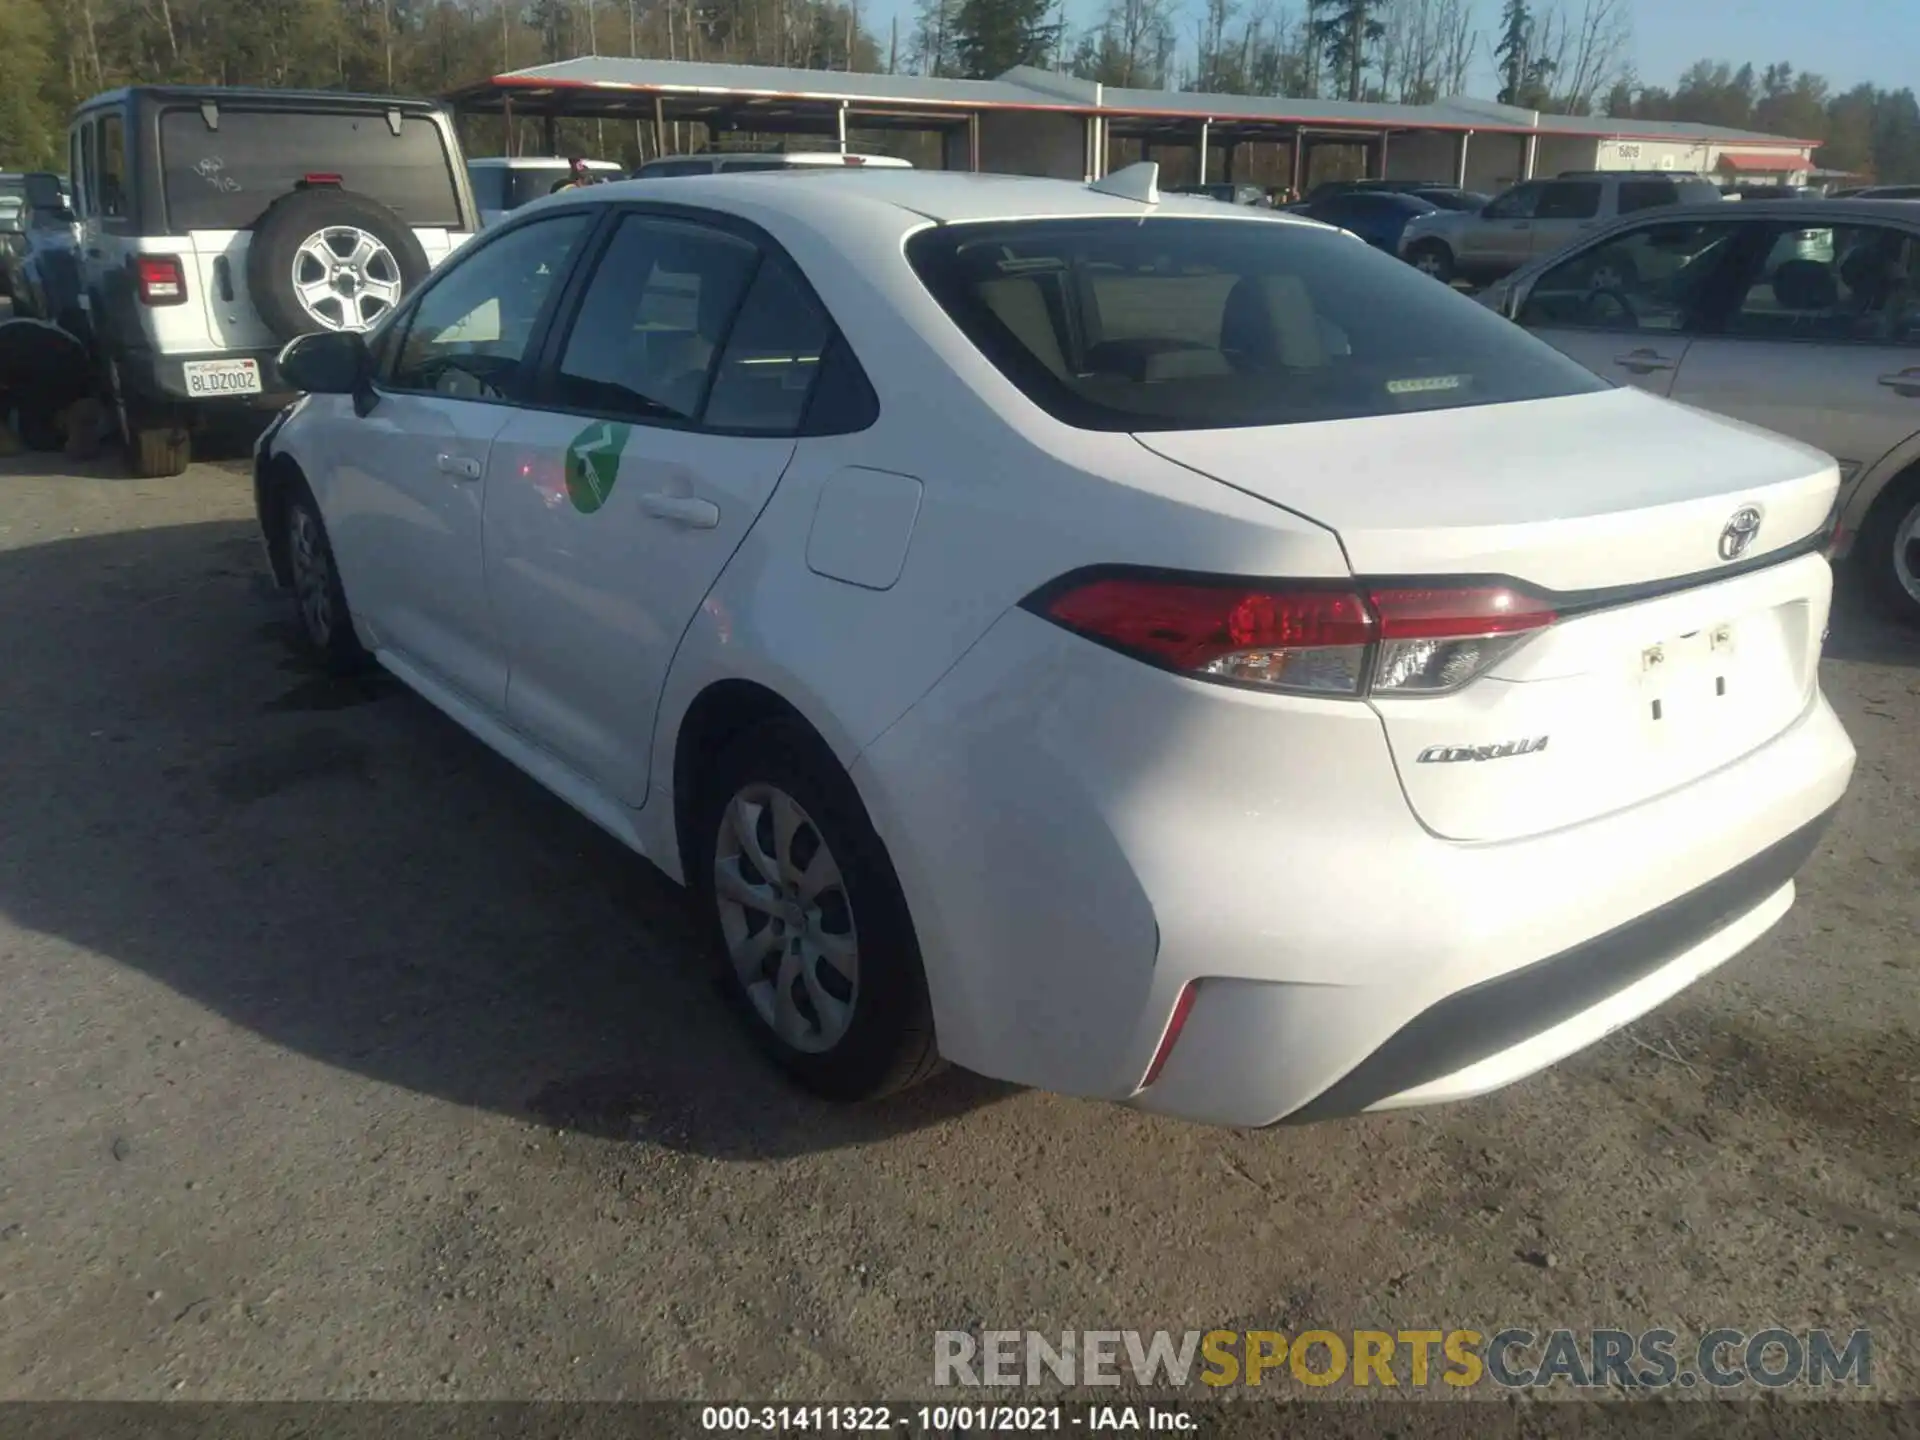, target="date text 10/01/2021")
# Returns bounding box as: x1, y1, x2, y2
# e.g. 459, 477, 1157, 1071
701, 1406, 1194, 1433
